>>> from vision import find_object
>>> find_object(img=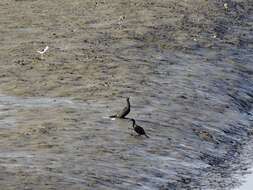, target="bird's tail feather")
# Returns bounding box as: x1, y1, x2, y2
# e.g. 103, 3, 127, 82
109, 115, 116, 118
145, 134, 149, 138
